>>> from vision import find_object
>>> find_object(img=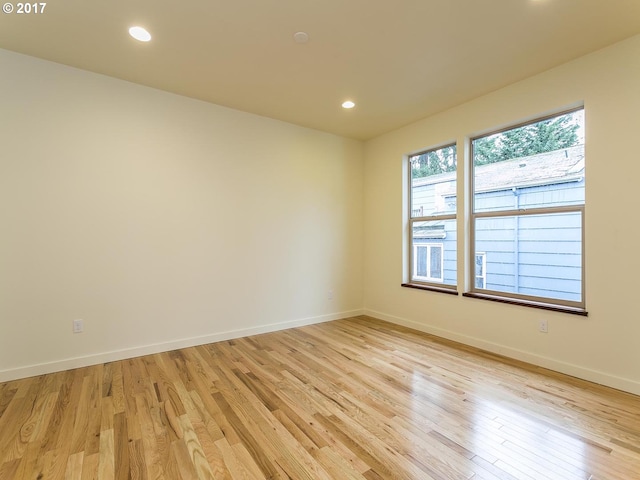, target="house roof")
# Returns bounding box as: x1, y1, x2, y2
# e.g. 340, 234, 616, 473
413, 145, 585, 194
474, 146, 585, 193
